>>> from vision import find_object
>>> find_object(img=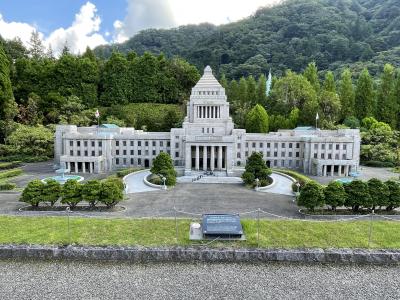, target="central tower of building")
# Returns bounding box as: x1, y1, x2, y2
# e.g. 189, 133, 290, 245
182, 66, 236, 175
